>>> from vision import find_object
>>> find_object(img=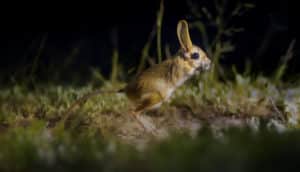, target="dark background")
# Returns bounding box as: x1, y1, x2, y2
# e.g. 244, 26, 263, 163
0, 0, 294, 85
